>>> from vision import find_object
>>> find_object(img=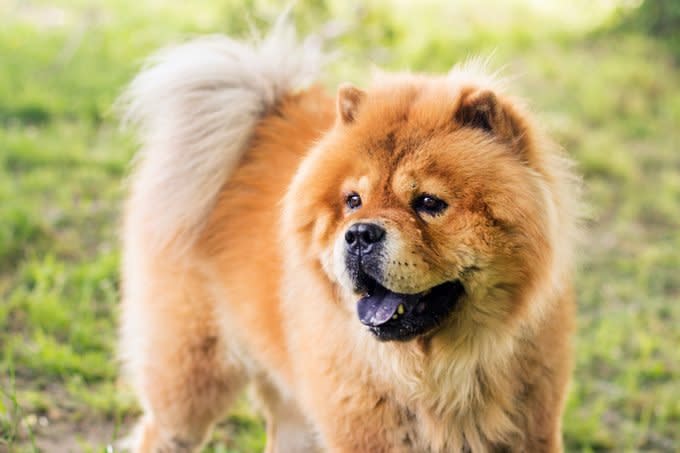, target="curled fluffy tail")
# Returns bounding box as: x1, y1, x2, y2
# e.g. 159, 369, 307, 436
120, 21, 324, 251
